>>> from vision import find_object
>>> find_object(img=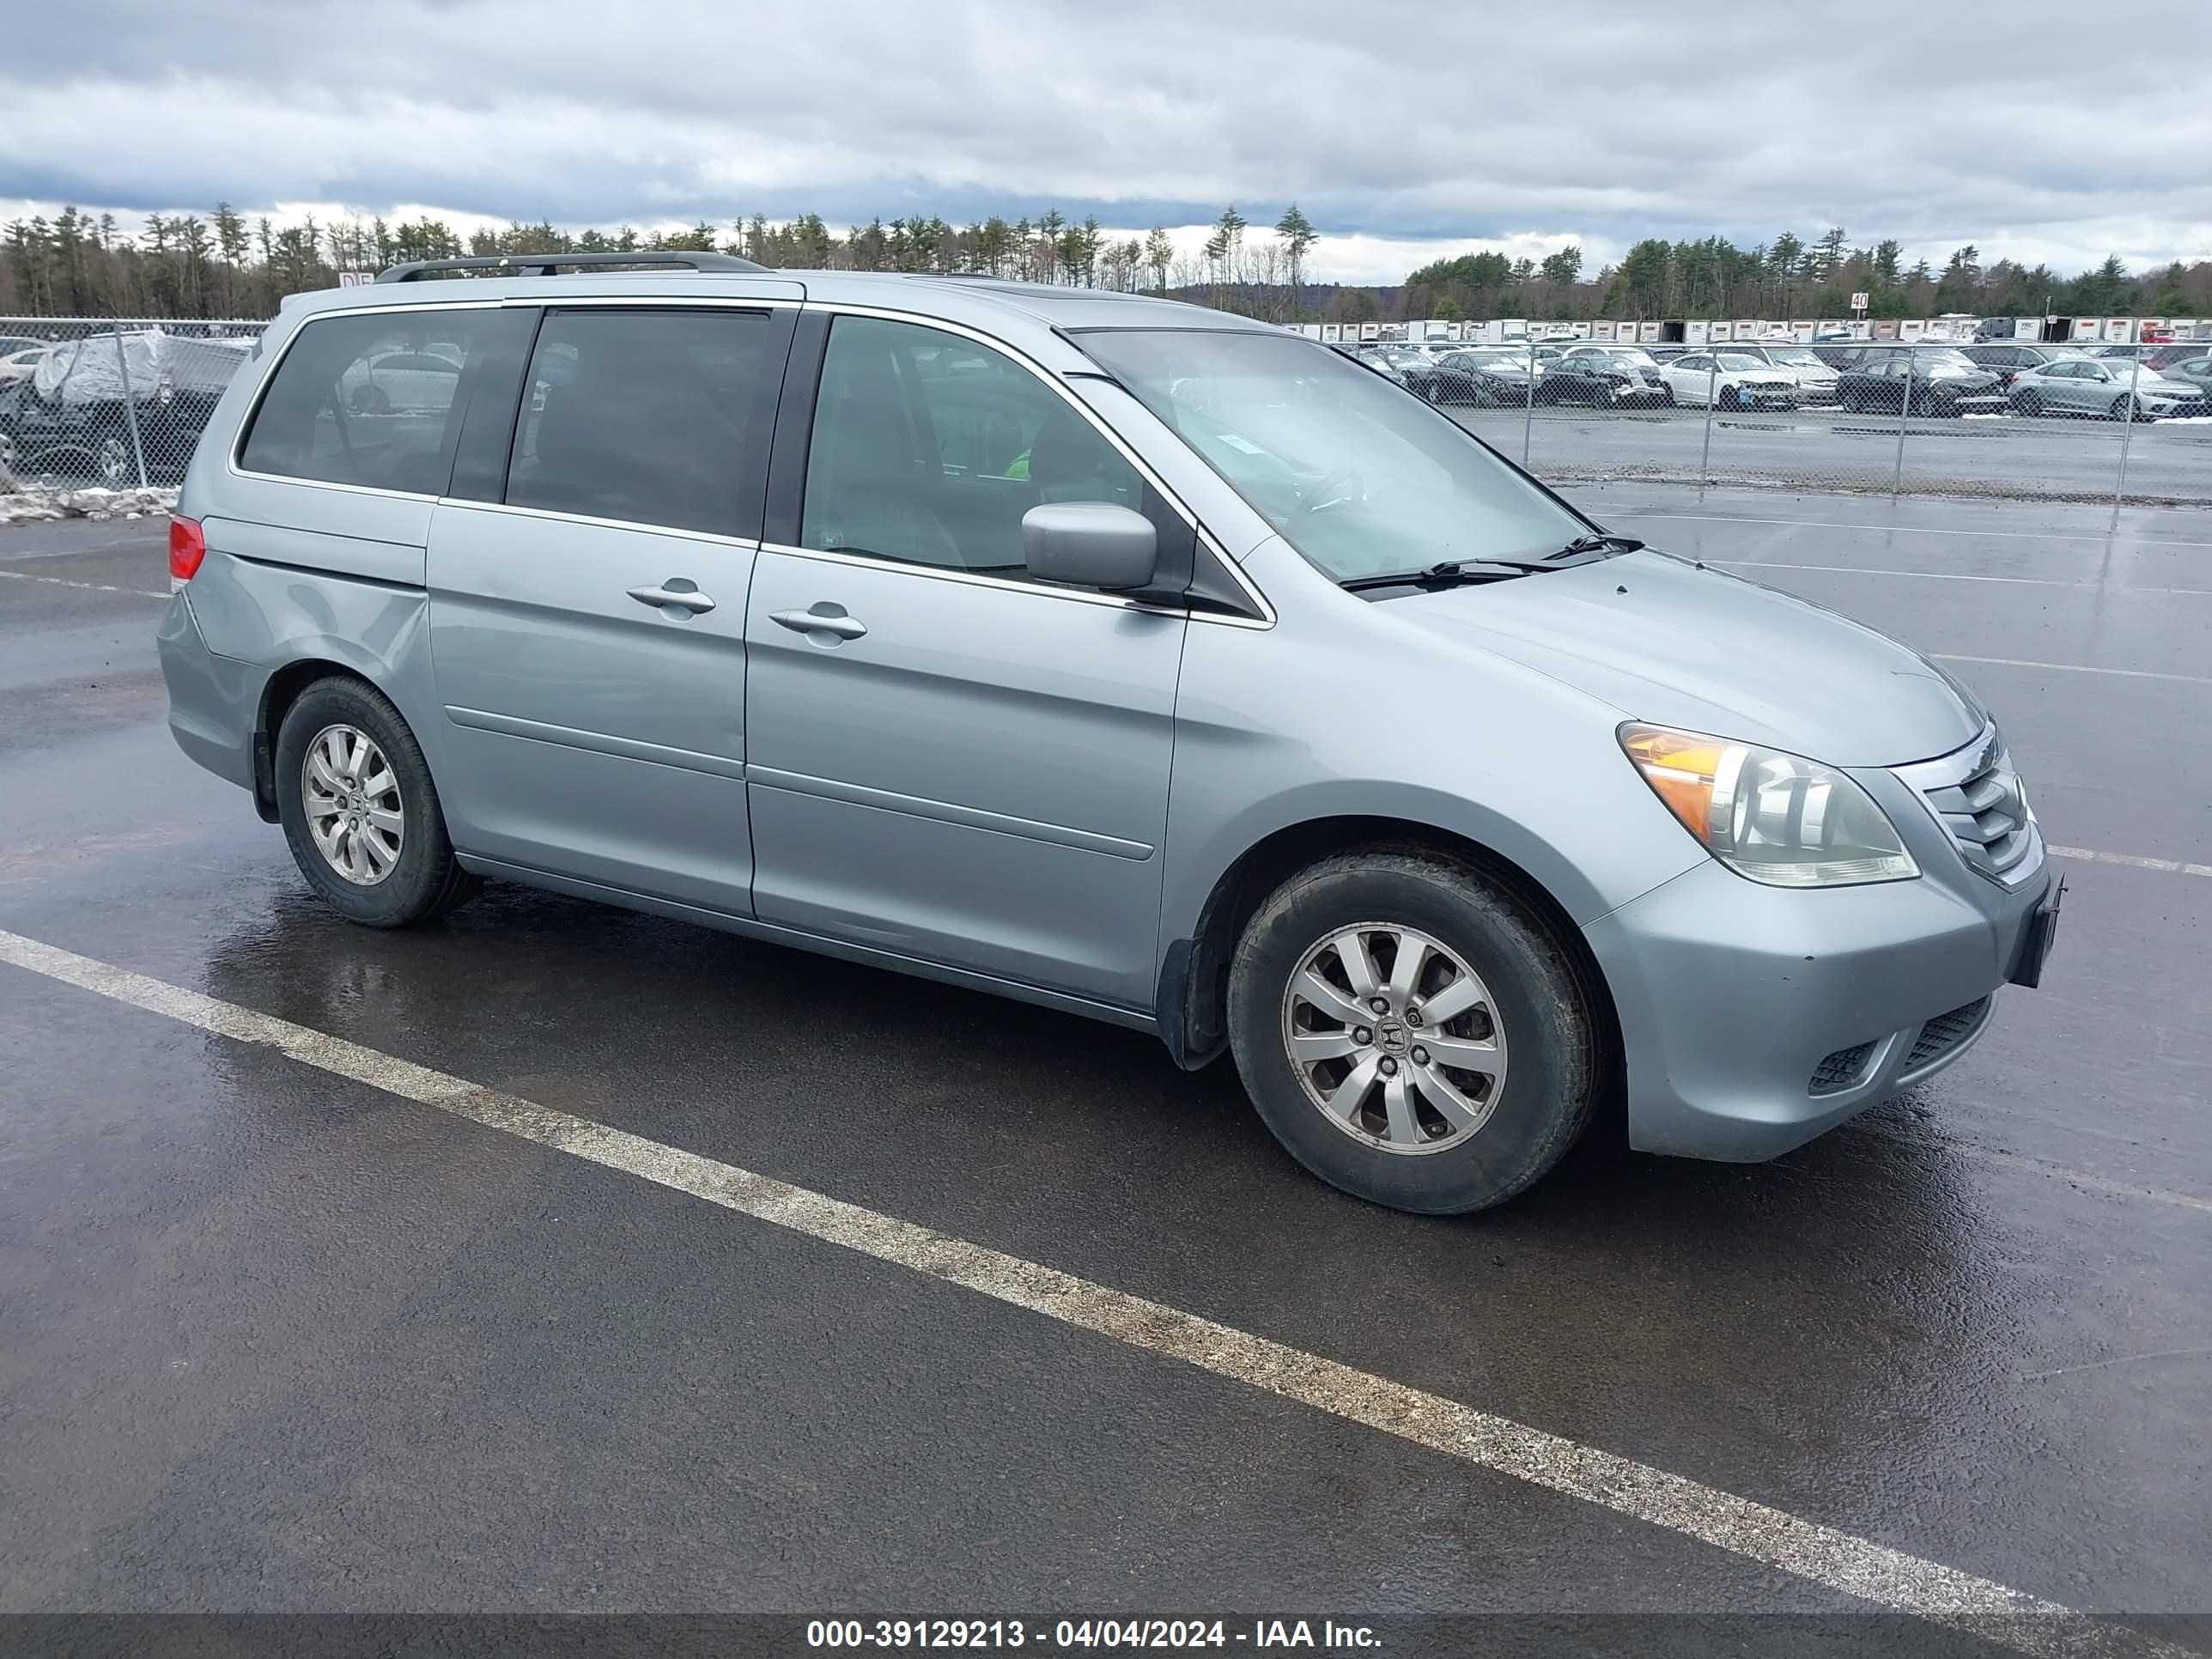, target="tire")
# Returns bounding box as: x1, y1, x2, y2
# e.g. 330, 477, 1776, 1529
2014, 389, 2042, 417
1226, 848, 1600, 1215
274, 677, 480, 927
1718, 386, 1742, 411
95, 434, 134, 487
